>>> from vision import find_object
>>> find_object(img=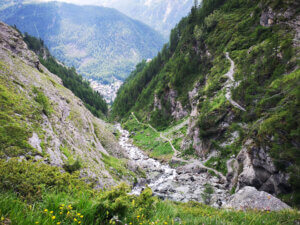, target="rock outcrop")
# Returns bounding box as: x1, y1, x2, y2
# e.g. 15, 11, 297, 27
225, 186, 291, 211
235, 140, 291, 195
